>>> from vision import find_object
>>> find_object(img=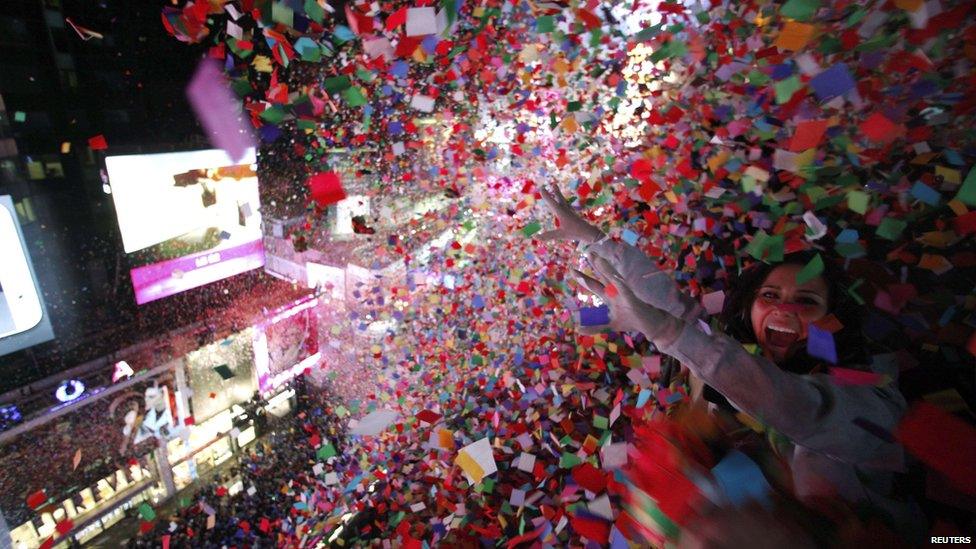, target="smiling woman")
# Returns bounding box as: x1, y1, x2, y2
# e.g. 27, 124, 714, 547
720, 250, 868, 374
